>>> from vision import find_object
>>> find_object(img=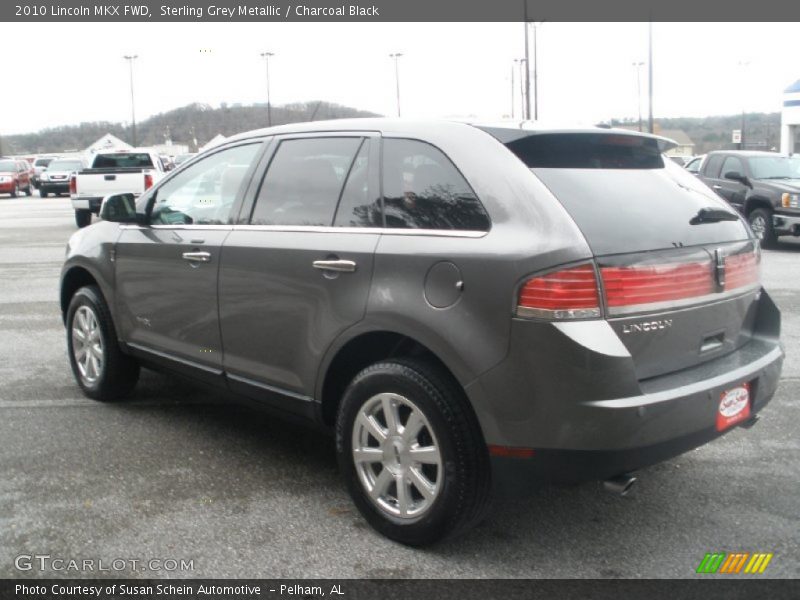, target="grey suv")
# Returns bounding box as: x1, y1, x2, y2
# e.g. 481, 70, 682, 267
60, 120, 783, 545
